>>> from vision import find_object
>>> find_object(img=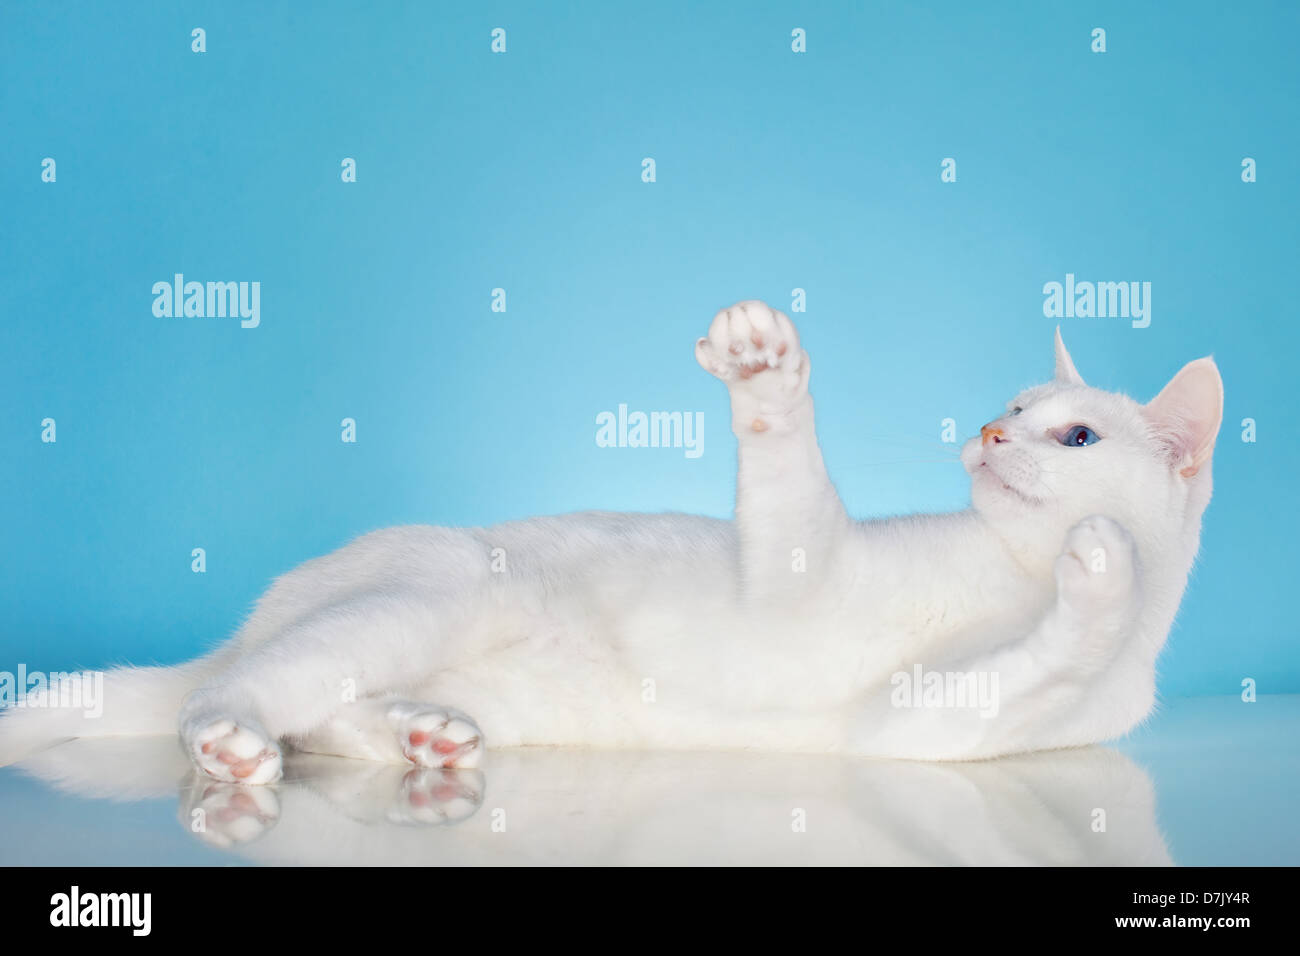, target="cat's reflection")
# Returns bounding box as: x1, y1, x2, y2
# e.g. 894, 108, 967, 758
16, 739, 1172, 865
183, 760, 485, 848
